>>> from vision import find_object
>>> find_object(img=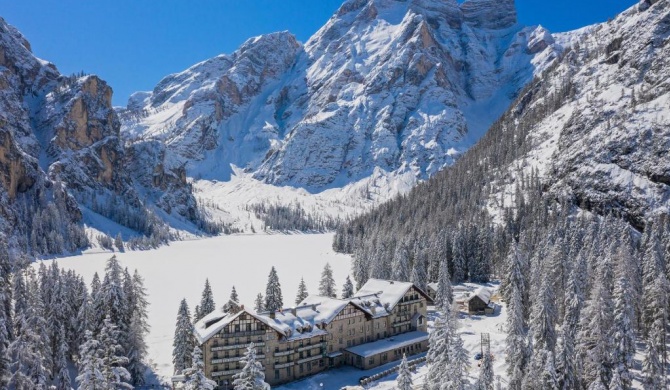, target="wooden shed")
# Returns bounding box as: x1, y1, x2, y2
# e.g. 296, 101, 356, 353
467, 287, 494, 315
